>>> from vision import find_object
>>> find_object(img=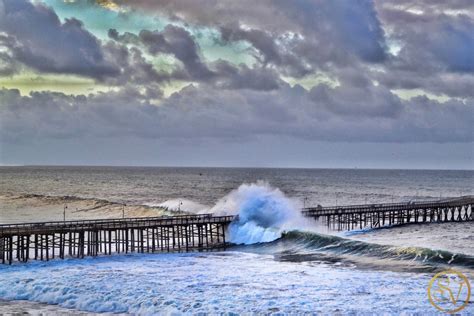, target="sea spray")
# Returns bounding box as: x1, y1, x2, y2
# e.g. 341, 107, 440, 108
153, 199, 209, 214
211, 181, 311, 244
151, 182, 315, 243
